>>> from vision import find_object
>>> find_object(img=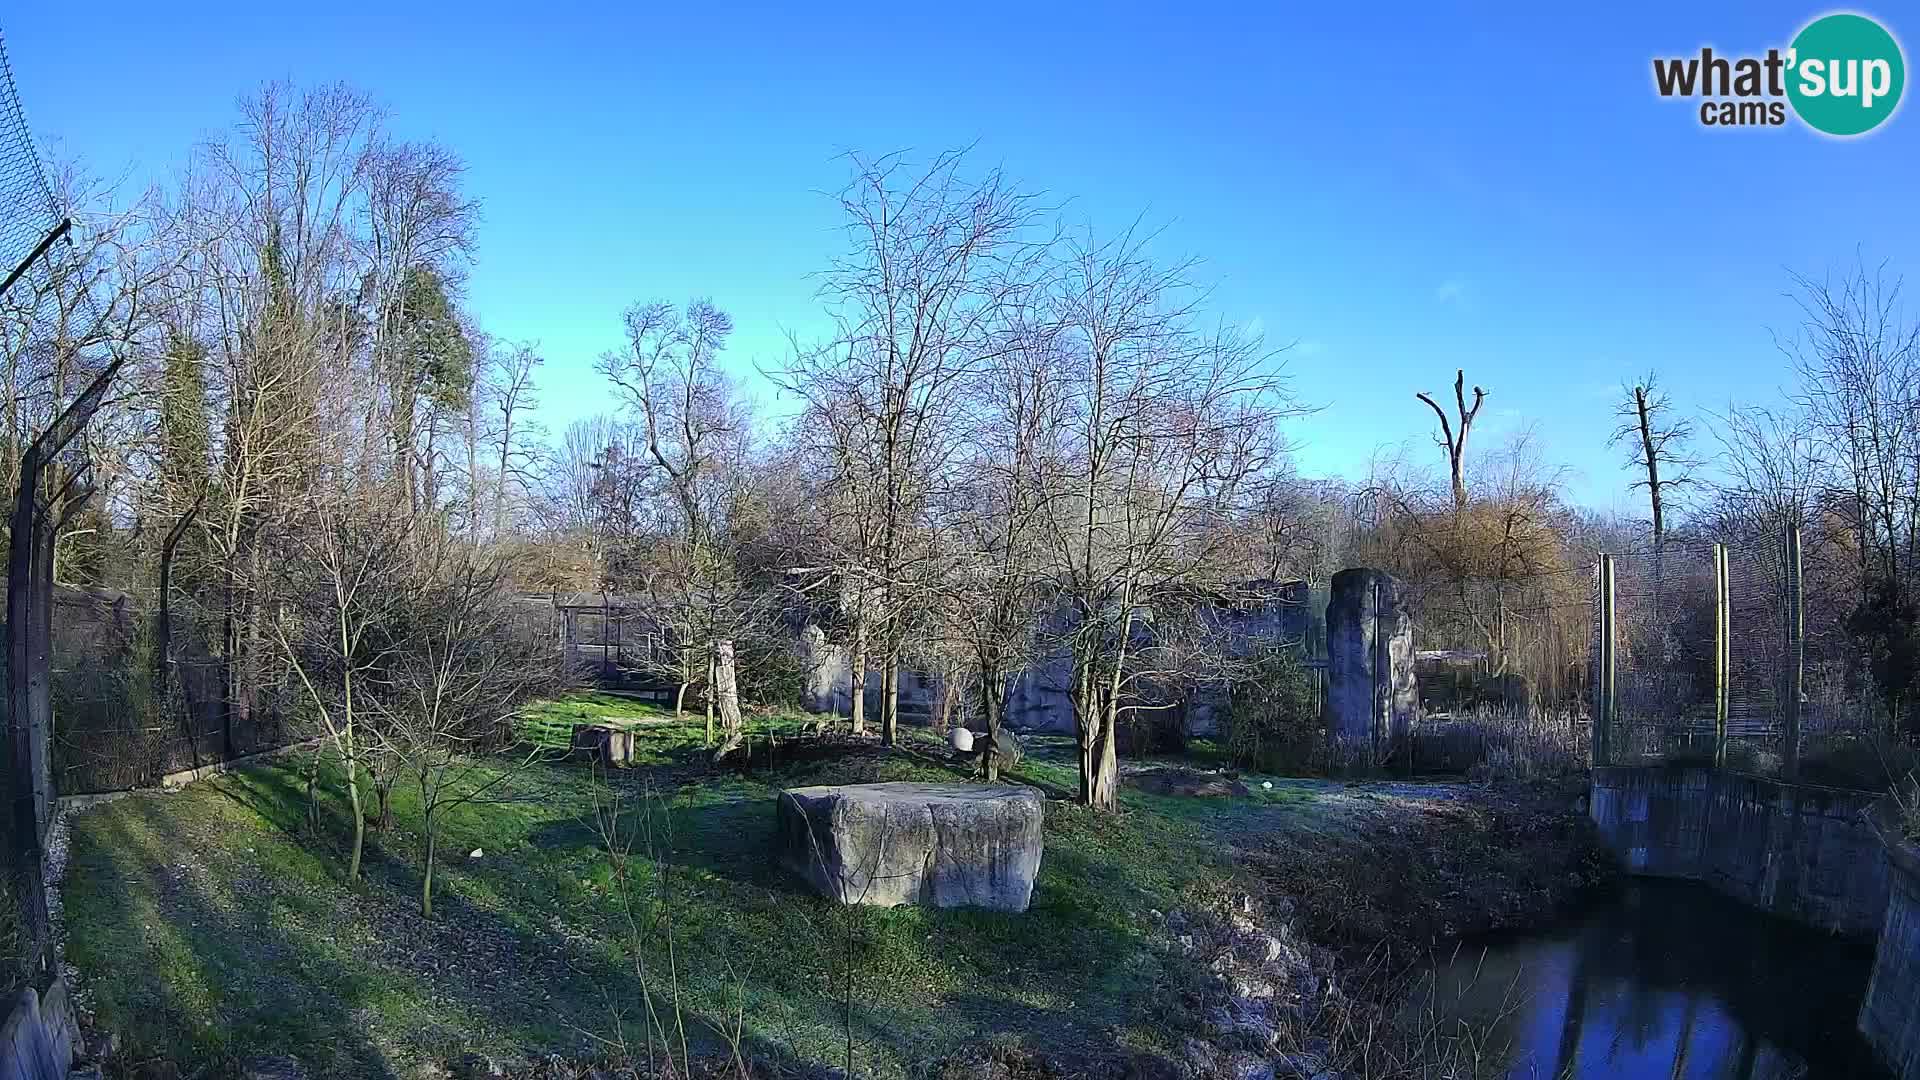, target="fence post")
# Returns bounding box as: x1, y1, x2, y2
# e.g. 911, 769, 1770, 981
1713, 543, 1730, 769
1784, 524, 1804, 779
1595, 555, 1615, 768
